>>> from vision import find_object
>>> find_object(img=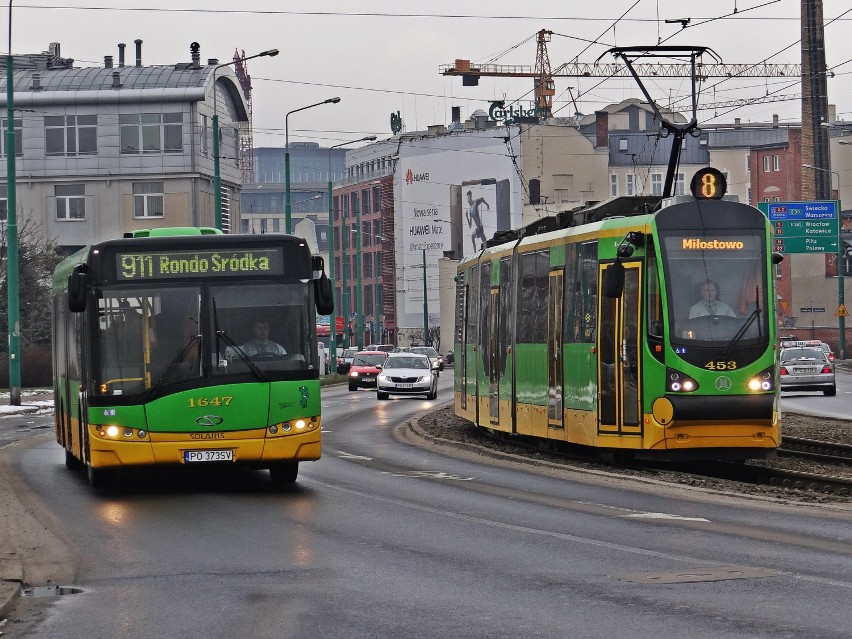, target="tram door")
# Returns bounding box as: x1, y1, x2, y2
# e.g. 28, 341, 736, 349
548, 269, 564, 428
597, 263, 642, 435
487, 287, 500, 424
458, 283, 469, 411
